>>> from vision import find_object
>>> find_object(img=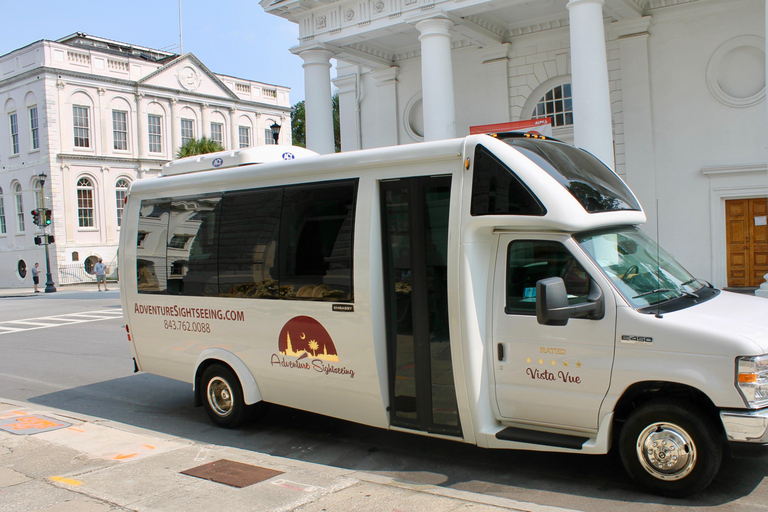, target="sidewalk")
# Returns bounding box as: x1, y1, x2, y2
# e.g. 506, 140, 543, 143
0, 399, 575, 512
0, 282, 113, 298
